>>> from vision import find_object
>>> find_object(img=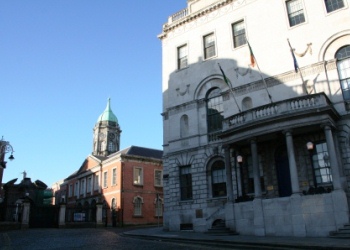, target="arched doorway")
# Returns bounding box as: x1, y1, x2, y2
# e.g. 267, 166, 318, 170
275, 145, 292, 197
